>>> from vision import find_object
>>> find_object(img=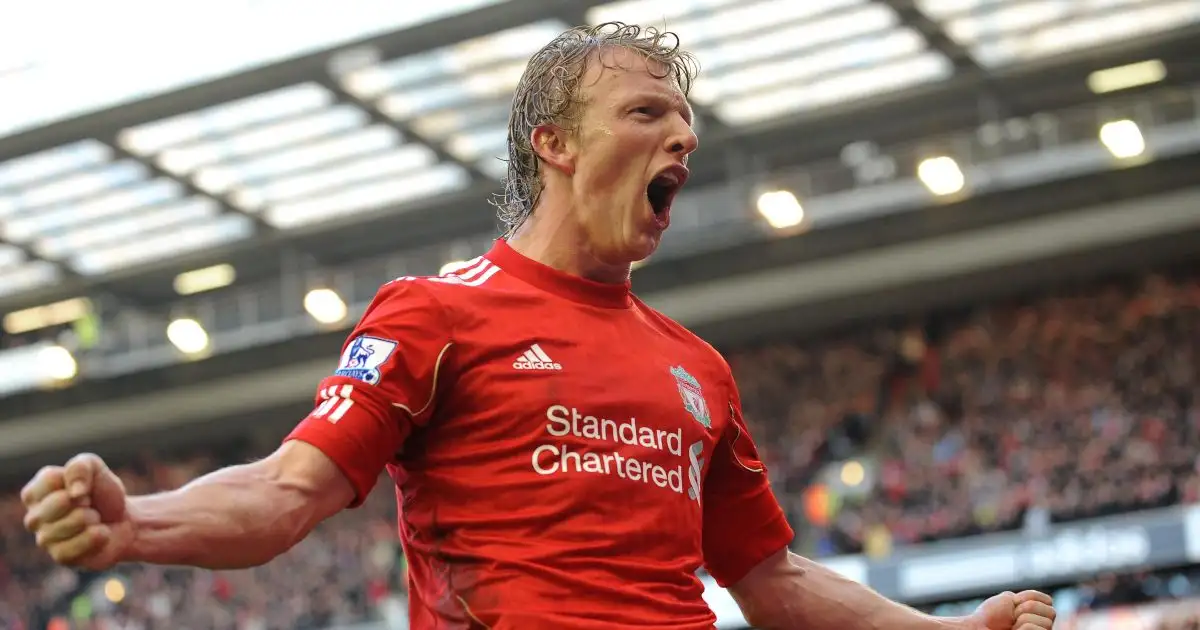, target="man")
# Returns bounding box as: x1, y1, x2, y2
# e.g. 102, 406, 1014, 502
21, 23, 1056, 630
